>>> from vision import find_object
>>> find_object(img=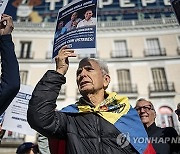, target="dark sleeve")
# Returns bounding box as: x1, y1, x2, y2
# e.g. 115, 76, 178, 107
163, 127, 180, 153
0, 34, 20, 115
27, 70, 68, 138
